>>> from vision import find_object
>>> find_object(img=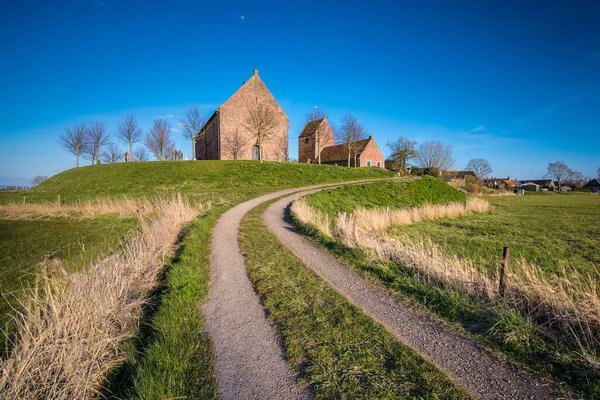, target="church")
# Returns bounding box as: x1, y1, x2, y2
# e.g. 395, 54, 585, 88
195, 70, 289, 161
298, 116, 385, 167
